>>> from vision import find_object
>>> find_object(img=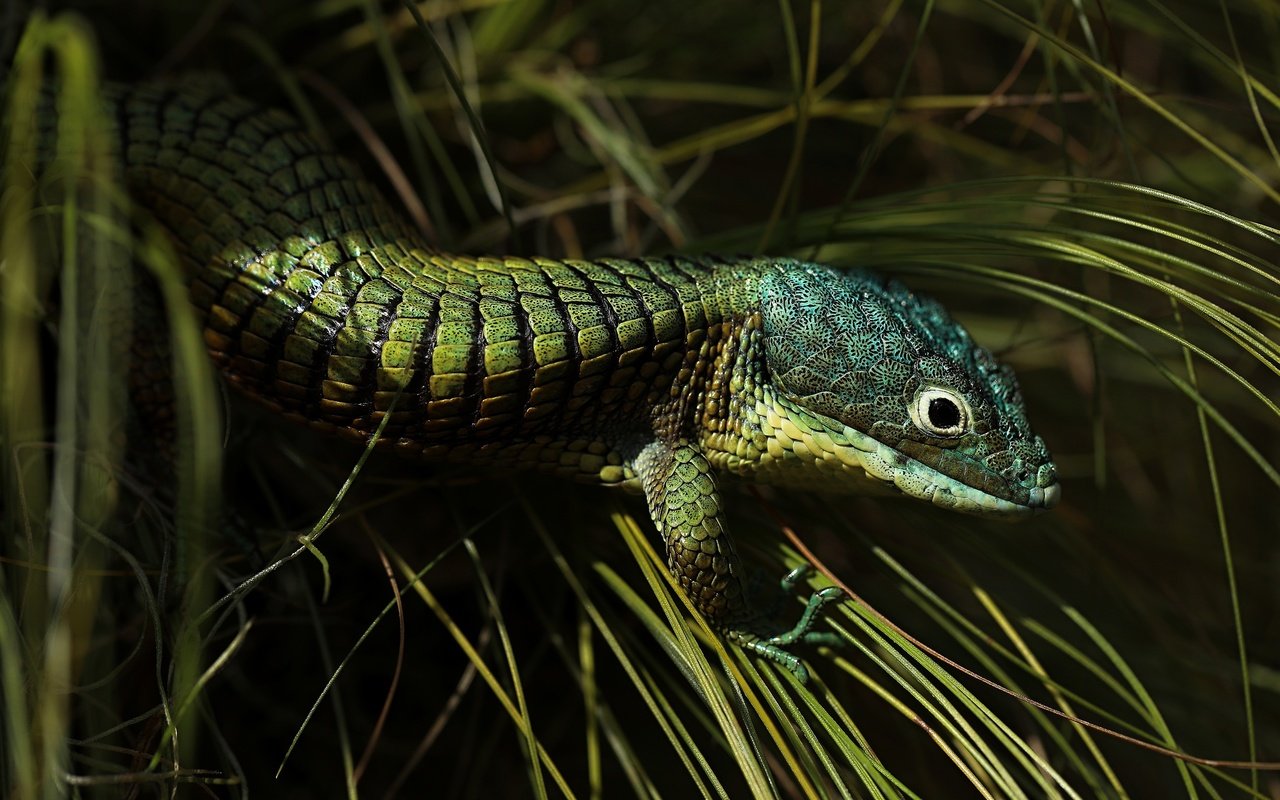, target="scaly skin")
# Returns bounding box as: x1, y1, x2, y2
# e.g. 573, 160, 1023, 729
42, 80, 1060, 680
